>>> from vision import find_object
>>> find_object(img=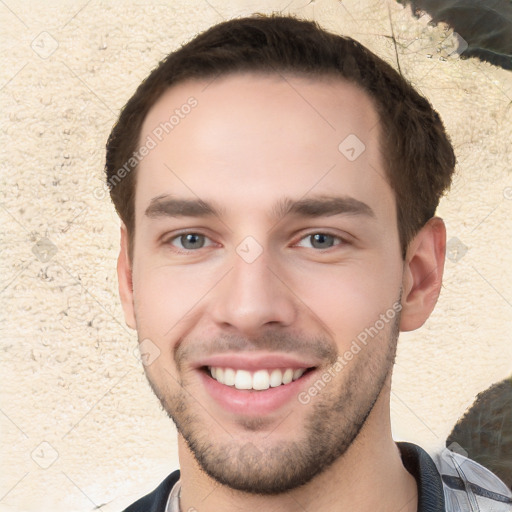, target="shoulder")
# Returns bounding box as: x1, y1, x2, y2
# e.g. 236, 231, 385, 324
397, 442, 511, 511
432, 449, 512, 512
122, 470, 181, 512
